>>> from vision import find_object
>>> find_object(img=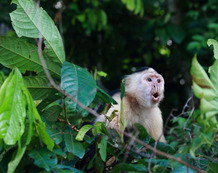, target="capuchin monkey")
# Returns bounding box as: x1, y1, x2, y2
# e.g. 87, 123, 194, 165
96, 67, 166, 143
